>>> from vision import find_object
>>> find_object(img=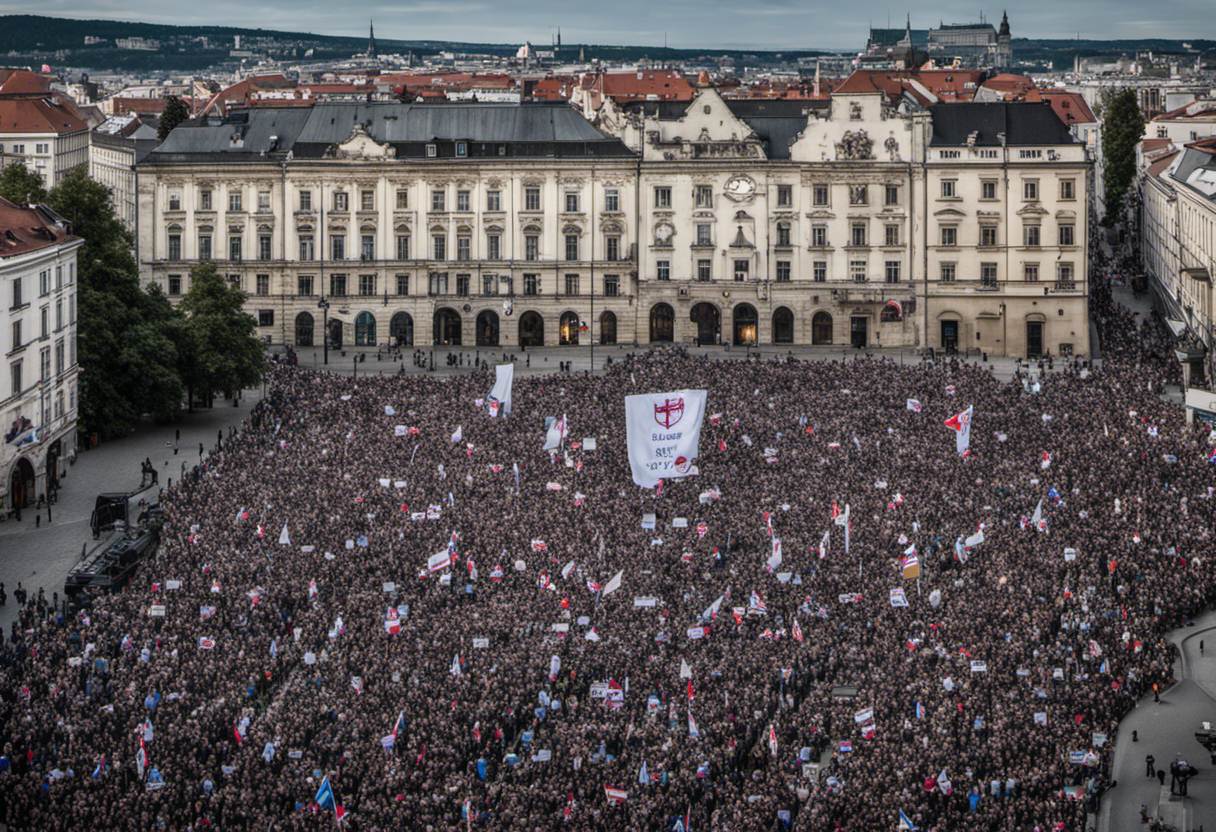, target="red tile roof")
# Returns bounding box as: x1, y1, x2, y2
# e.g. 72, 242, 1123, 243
592, 70, 695, 103
1153, 100, 1216, 121
1029, 90, 1096, 125
834, 69, 983, 104
201, 74, 294, 116
1148, 150, 1179, 178
0, 69, 53, 96
0, 97, 87, 134
0, 197, 75, 258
